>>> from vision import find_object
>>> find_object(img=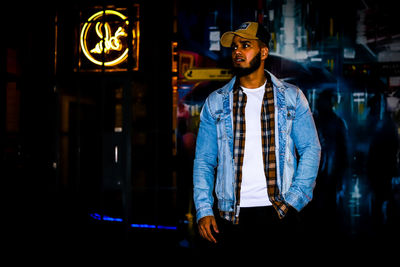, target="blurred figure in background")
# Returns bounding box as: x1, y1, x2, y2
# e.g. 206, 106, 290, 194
308, 89, 348, 240
367, 93, 399, 237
